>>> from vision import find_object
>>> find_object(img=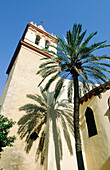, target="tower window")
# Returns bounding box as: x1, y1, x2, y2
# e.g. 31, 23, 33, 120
45, 40, 49, 49
35, 35, 40, 45
85, 107, 98, 138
